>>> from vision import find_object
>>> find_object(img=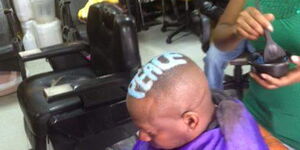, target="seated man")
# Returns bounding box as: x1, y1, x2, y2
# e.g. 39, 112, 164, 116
126, 52, 269, 150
